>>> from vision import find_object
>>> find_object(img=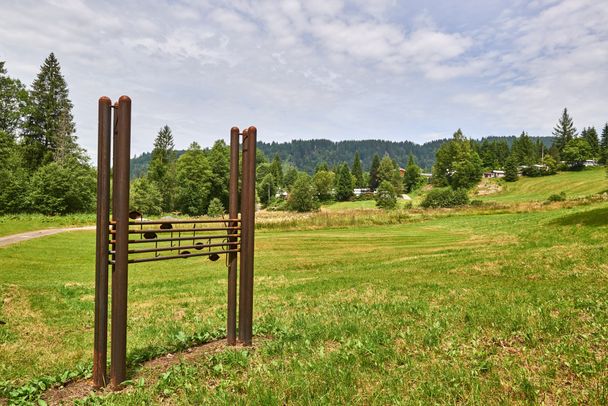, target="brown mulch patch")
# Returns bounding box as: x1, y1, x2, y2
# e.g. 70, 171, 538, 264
42, 339, 250, 405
